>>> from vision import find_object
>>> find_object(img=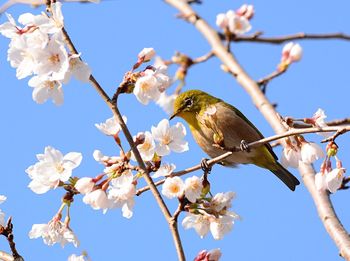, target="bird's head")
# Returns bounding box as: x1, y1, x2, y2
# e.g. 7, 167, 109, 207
170, 90, 219, 122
